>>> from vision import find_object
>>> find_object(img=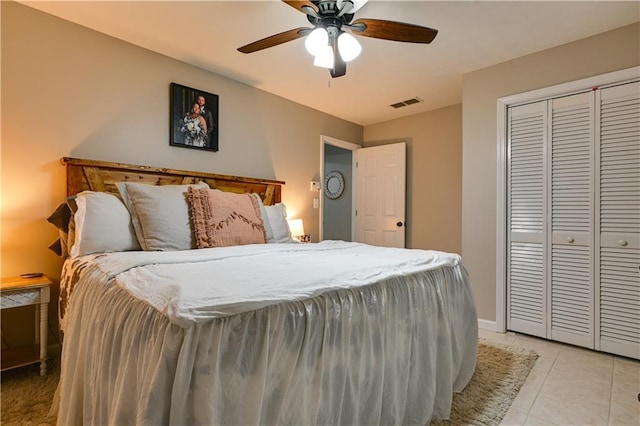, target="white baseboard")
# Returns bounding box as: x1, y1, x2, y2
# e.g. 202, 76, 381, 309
478, 319, 497, 331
